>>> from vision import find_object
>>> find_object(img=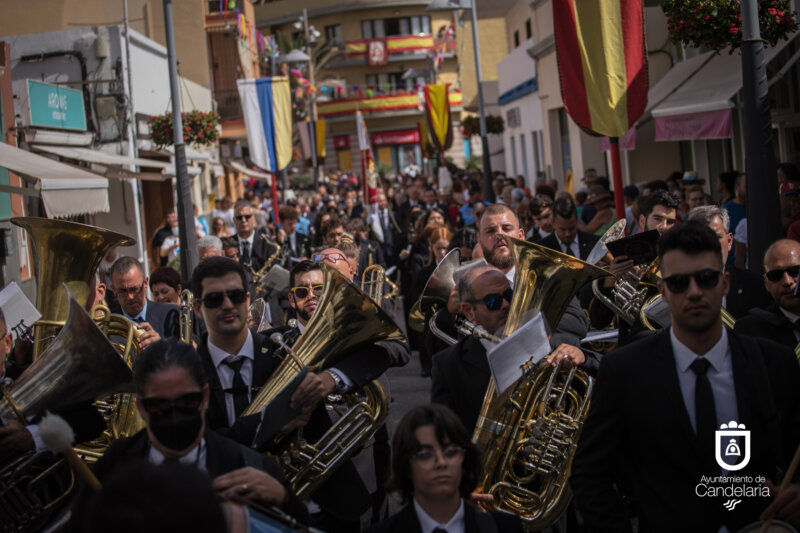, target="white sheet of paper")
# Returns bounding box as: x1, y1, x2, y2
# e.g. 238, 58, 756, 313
0, 282, 41, 341
487, 312, 550, 395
